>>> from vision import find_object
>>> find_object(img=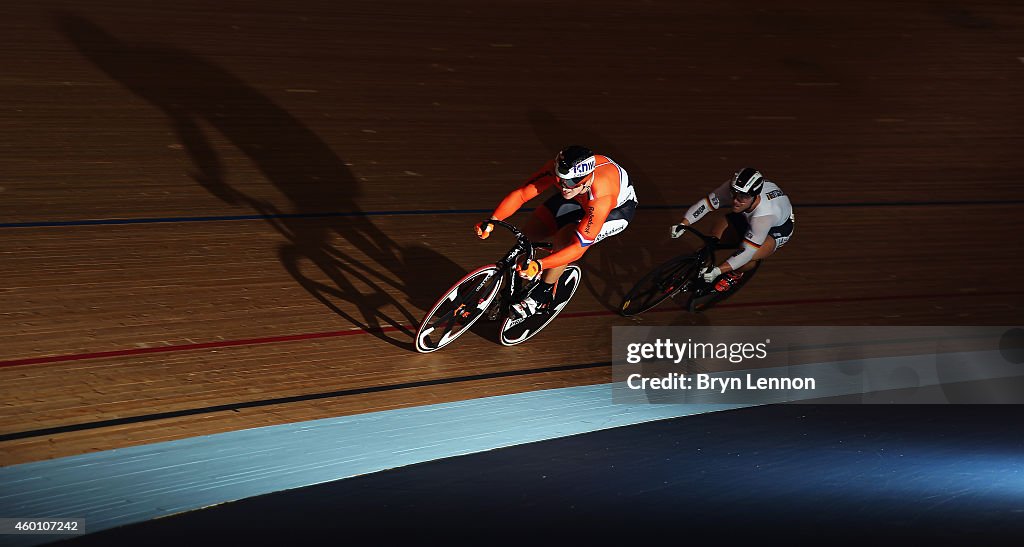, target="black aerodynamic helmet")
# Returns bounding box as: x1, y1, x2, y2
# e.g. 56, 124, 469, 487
731, 167, 764, 196
554, 145, 596, 188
